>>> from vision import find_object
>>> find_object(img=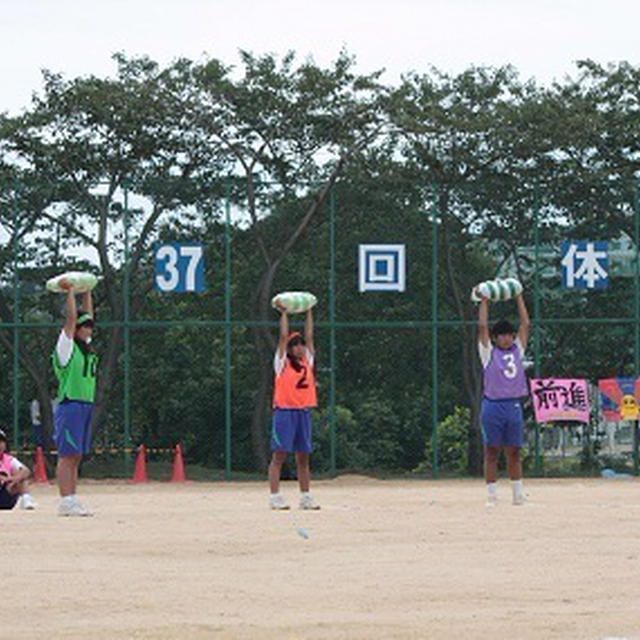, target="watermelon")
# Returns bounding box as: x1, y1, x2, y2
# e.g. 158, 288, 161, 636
46, 271, 98, 294
471, 277, 522, 303
271, 291, 317, 314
